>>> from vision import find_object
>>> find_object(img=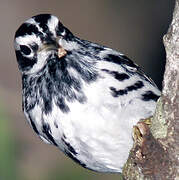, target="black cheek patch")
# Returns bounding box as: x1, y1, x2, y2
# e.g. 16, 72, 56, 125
20, 45, 31, 55
15, 51, 36, 71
